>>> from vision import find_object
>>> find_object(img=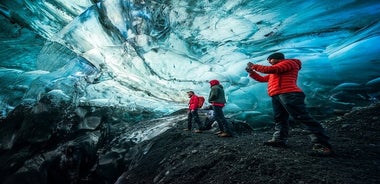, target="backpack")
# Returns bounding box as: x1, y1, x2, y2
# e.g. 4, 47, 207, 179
197, 96, 205, 108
